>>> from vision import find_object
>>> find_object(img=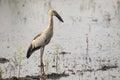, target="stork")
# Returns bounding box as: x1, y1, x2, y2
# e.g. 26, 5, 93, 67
26, 9, 64, 77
